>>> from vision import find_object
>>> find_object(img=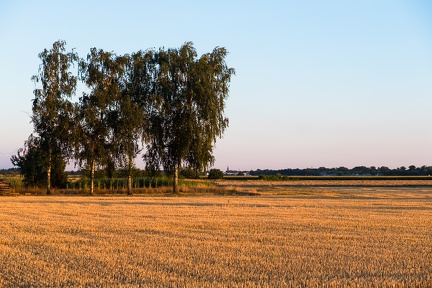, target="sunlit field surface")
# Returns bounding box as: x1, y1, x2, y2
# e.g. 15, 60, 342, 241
0, 188, 431, 287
